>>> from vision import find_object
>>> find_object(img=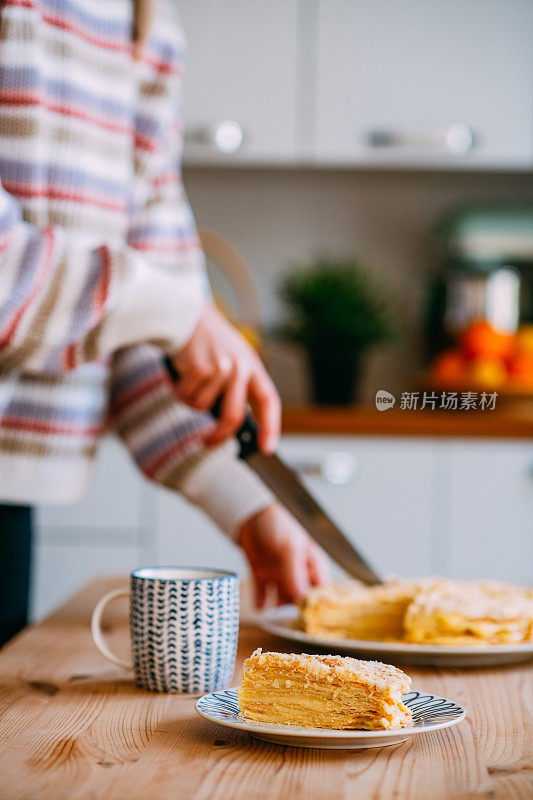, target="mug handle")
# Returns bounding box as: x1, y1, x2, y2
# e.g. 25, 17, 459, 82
91, 589, 132, 669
